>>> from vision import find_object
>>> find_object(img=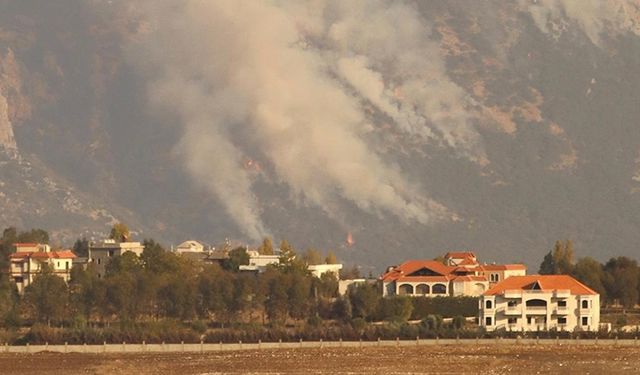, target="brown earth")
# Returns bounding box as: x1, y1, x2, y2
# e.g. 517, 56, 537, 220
0, 345, 639, 374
